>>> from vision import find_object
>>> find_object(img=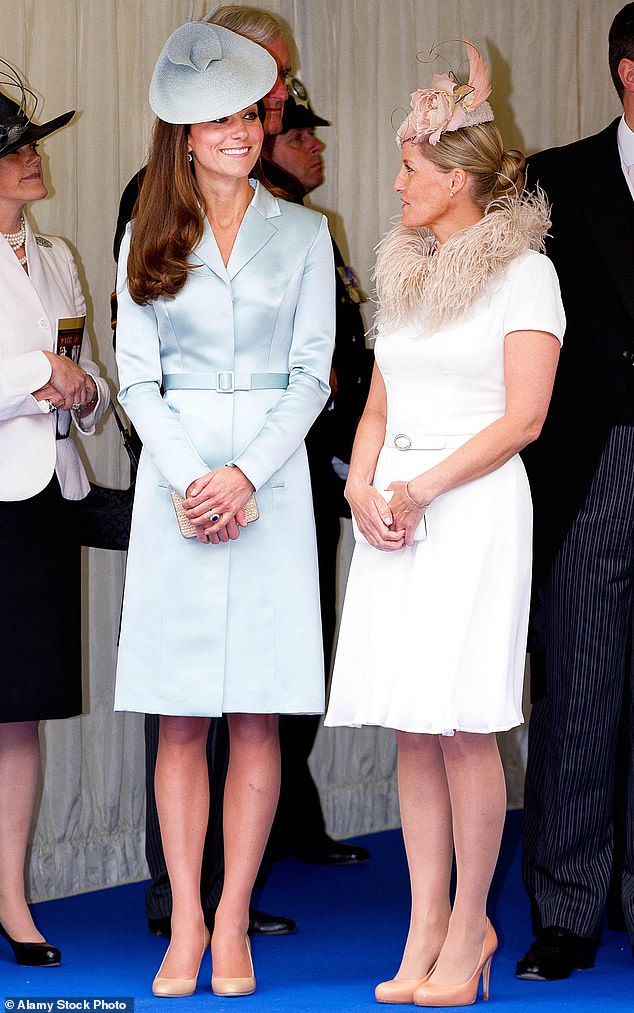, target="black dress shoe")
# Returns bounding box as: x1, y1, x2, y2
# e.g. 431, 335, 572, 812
148, 908, 297, 940
248, 909, 297, 936
288, 834, 370, 866
148, 915, 172, 938
516, 926, 598, 980
0, 922, 61, 966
